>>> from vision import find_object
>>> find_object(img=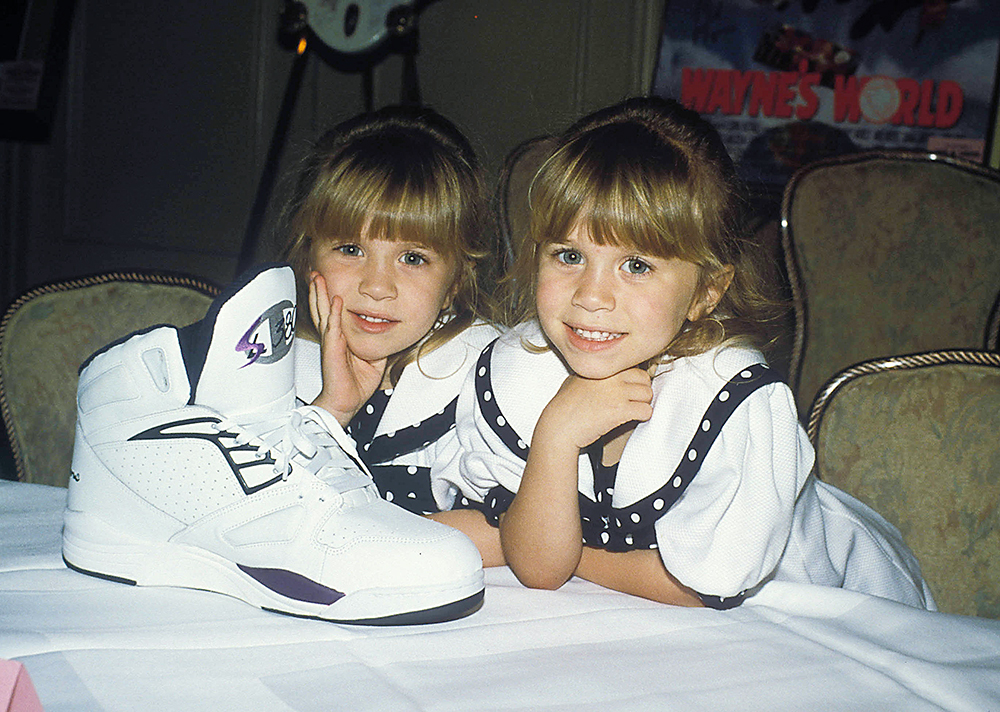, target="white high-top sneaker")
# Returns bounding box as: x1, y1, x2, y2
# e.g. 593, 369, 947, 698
63, 264, 484, 624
